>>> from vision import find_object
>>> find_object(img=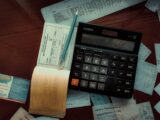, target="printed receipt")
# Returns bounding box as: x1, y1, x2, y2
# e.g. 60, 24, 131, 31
37, 23, 76, 69
155, 43, 160, 72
